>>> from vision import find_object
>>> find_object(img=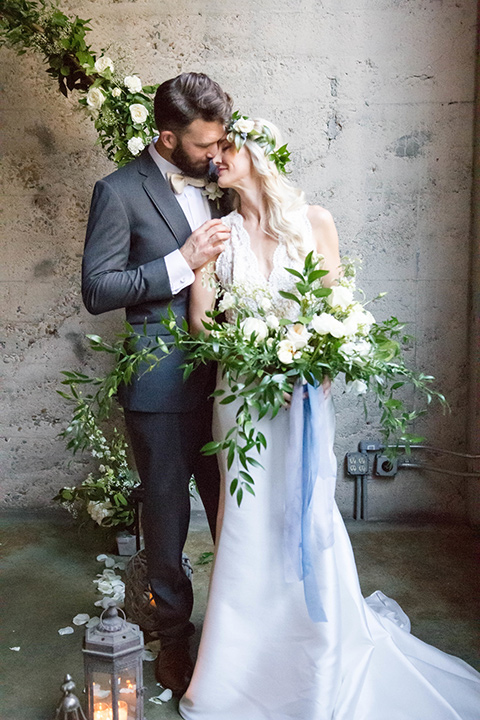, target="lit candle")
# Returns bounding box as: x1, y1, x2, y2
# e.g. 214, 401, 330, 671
93, 701, 128, 720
